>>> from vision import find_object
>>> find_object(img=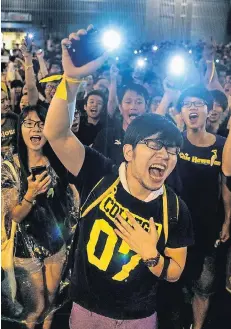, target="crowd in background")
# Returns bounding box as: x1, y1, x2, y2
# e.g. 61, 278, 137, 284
1, 28, 231, 329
